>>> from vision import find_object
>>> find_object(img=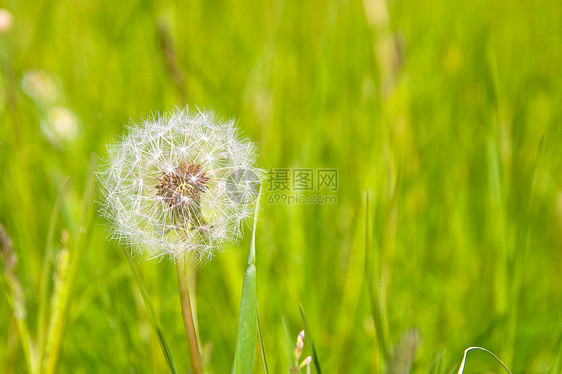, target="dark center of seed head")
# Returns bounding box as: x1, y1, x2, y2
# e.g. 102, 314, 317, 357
155, 161, 210, 212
